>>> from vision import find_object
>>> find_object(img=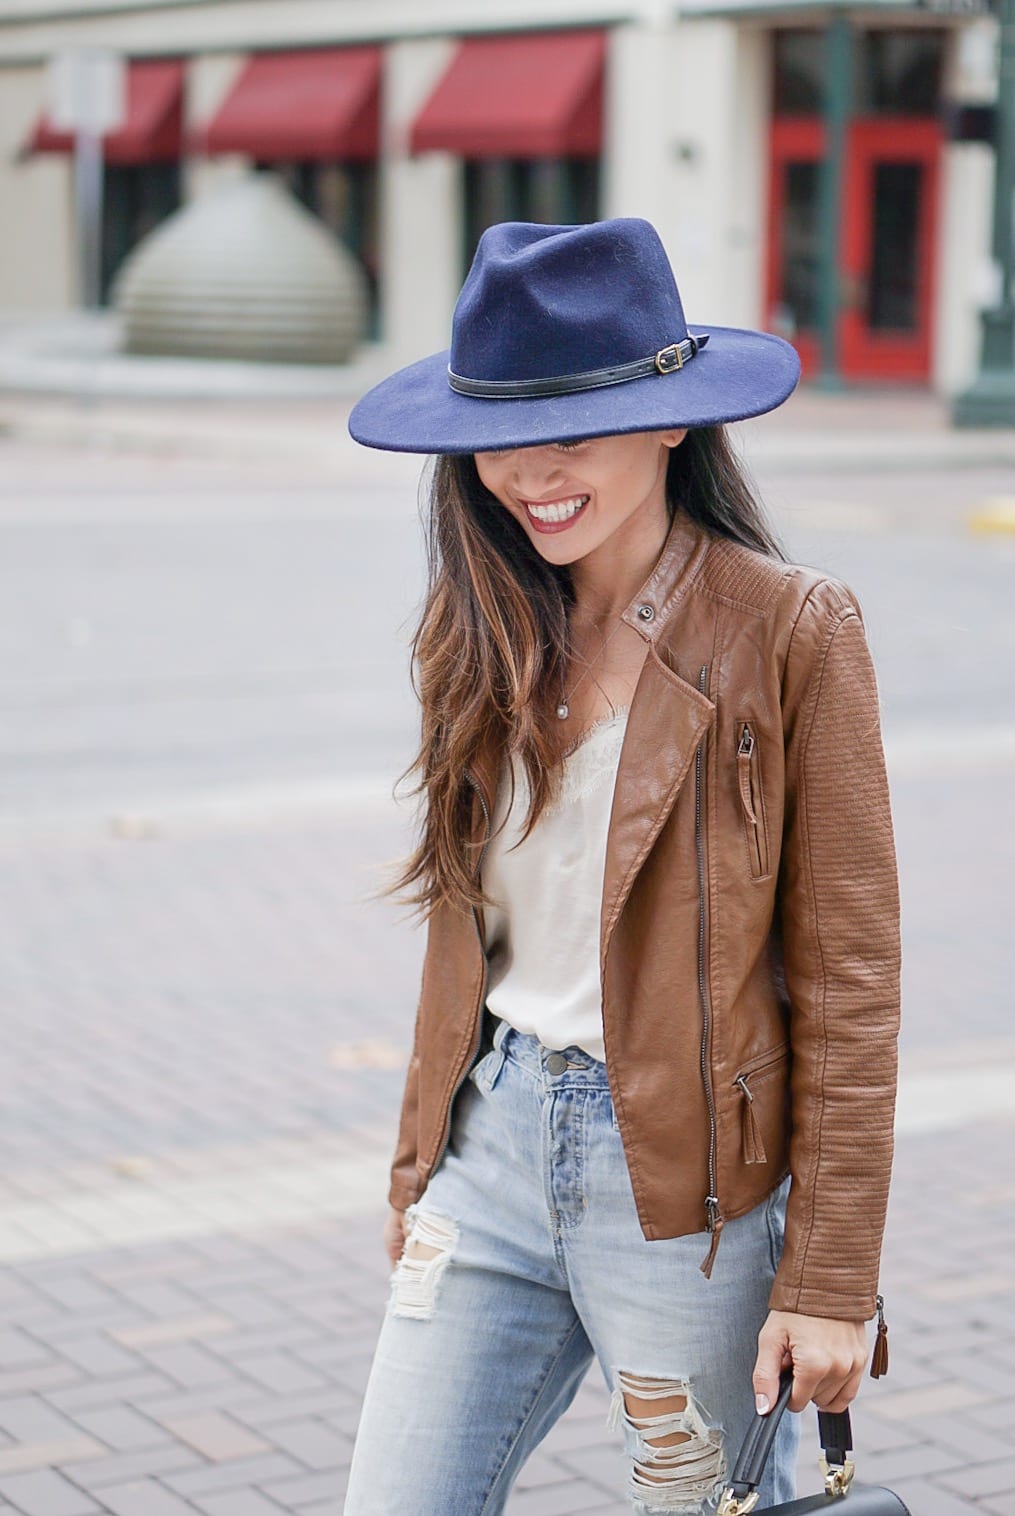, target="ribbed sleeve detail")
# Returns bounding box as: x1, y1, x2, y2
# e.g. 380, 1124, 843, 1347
771, 585, 901, 1320
699, 539, 786, 615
